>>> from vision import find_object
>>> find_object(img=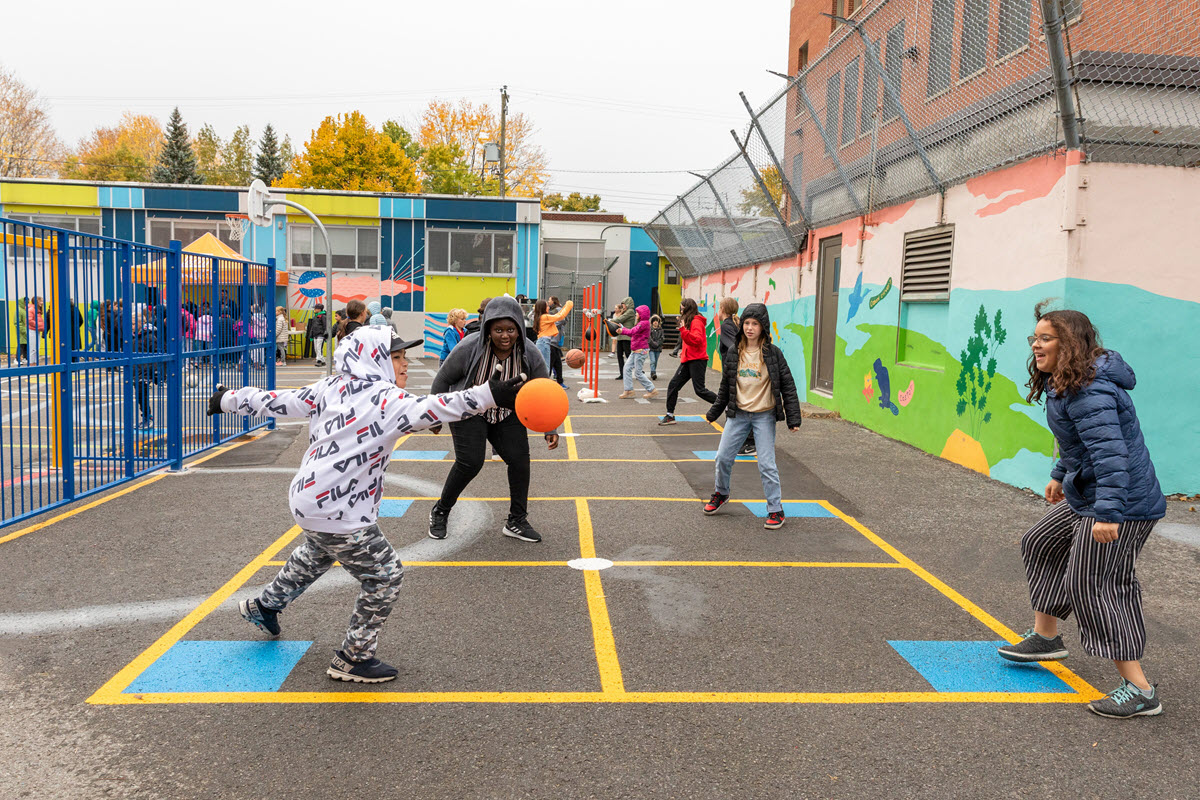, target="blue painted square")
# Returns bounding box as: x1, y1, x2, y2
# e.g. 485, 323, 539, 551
379, 498, 414, 517
888, 640, 1074, 693
390, 450, 449, 461
675, 415, 708, 422
692, 450, 756, 462
125, 640, 312, 693
741, 502, 835, 518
